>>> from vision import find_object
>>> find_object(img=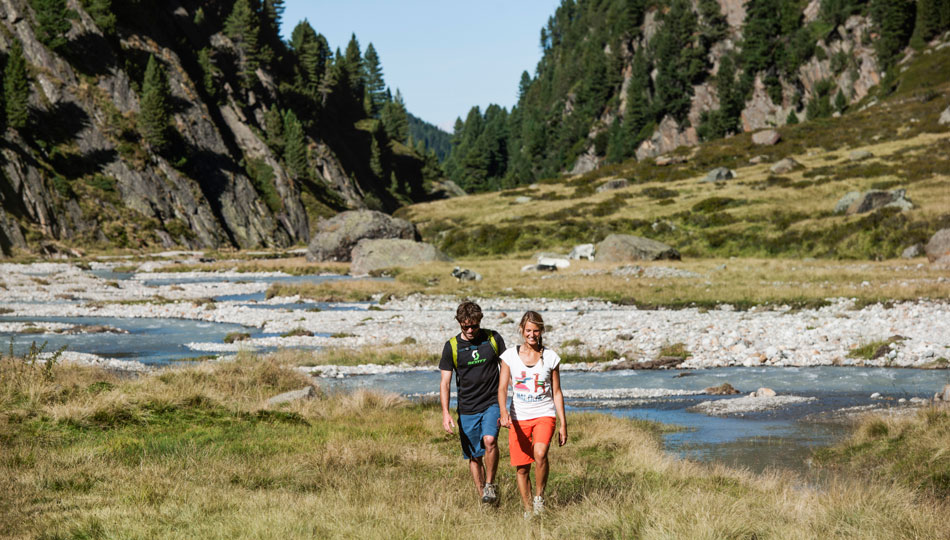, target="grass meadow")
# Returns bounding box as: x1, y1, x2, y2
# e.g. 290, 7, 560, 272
2, 351, 949, 539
